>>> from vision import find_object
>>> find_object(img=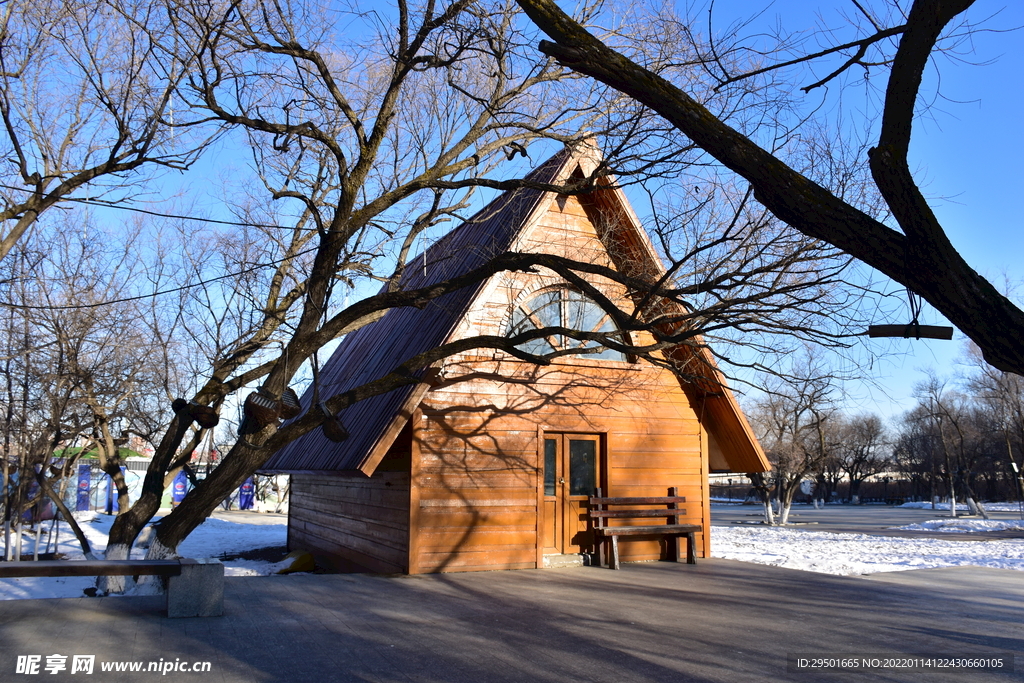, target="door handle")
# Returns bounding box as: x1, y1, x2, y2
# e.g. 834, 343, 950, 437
559, 477, 565, 484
